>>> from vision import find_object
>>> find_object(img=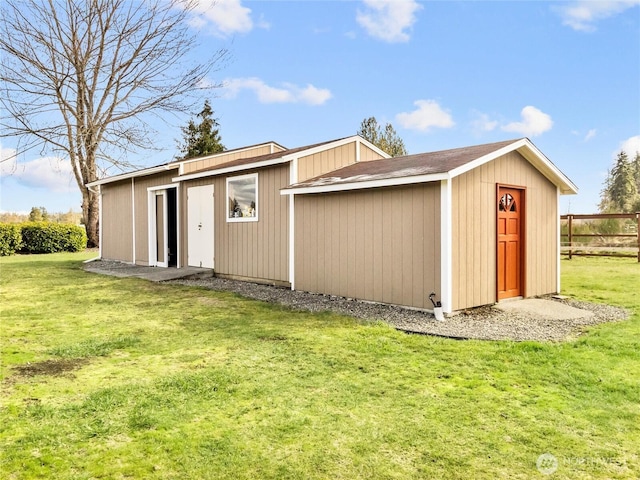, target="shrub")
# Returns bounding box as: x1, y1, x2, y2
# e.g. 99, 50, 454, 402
0, 223, 23, 256
20, 222, 87, 254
